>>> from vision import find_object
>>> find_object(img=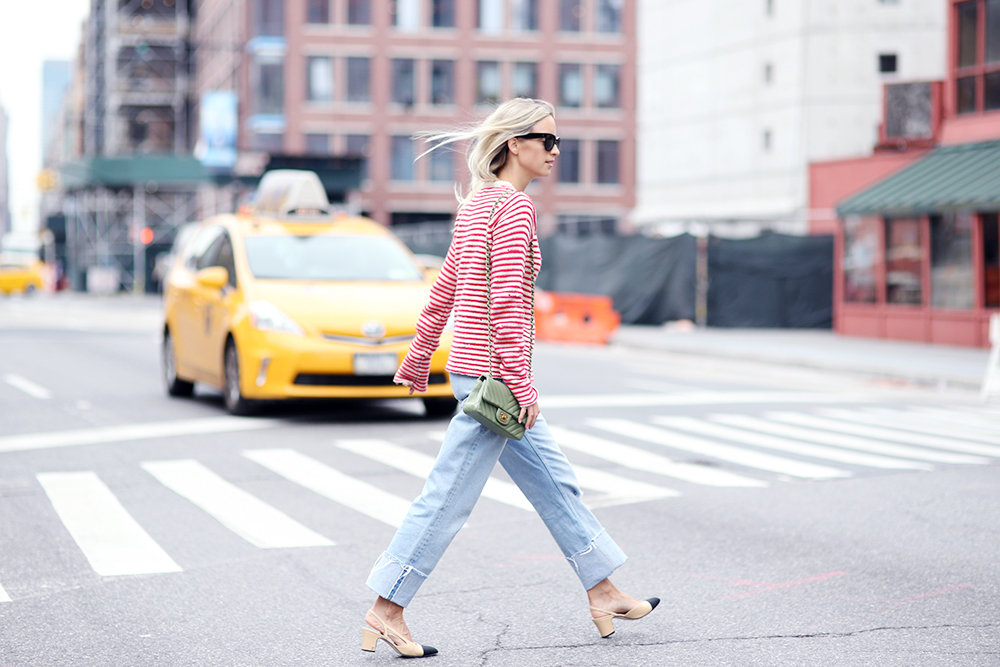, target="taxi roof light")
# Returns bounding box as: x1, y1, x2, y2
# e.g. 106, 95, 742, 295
252, 170, 332, 219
